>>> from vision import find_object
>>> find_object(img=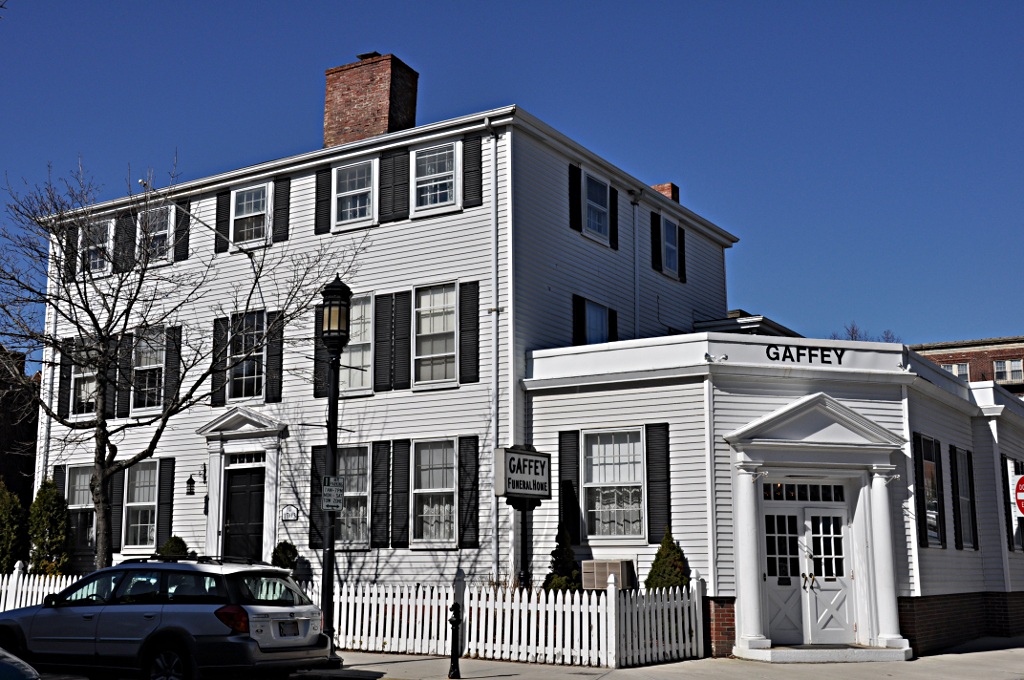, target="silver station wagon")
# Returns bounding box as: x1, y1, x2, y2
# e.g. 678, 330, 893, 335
0, 556, 331, 680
